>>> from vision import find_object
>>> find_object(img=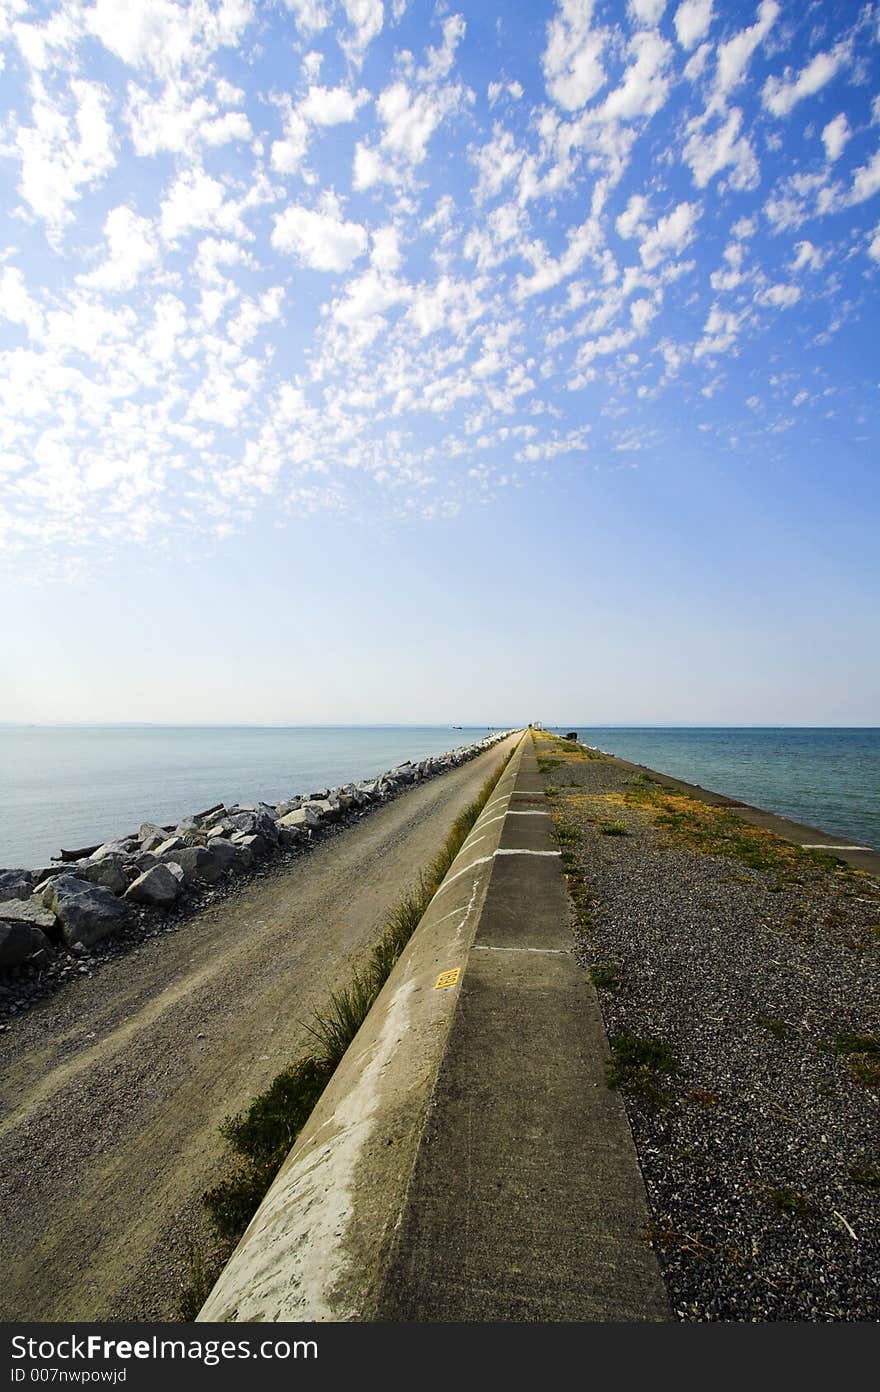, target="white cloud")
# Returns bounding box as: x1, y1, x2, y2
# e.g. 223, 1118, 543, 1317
126, 82, 252, 156
821, 113, 850, 163
762, 43, 850, 118
714, 0, 779, 104
694, 303, 742, 358
77, 205, 159, 291
271, 198, 368, 271
340, 0, 384, 66
86, 0, 254, 79
271, 101, 310, 175
674, 0, 712, 50
638, 201, 701, 268
283, 0, 330, 33
356, 74, 469, 186
791, 240, 824, 272
160, 168, 227, 242
0, 265, 42, 336
616, 193, 651, 240
599, 30, 672, 122
542, 0, 607, 111
629, 0, 666, 26
868, 224, 880, 264
14, 77, 116, 234
300, 84, 366, 125
849, 148, 880, 205
683, 107, 759, 189
756, 283, 801, 307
